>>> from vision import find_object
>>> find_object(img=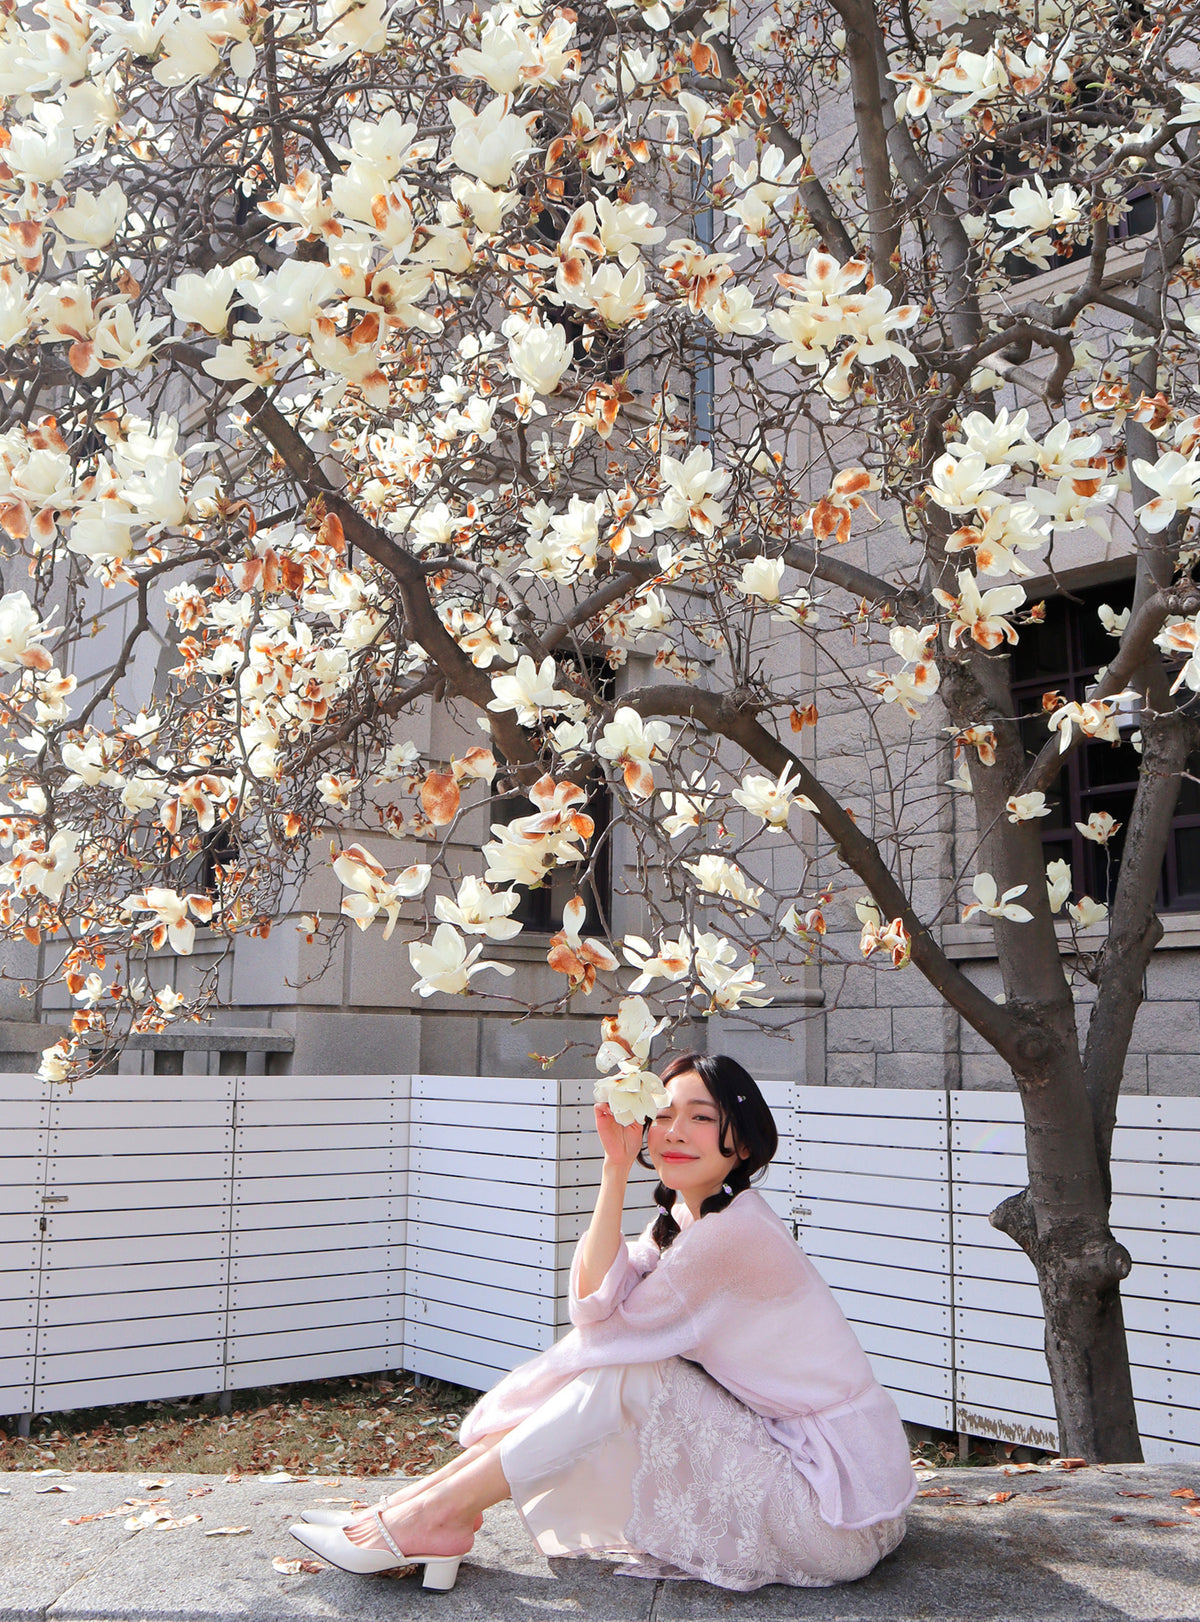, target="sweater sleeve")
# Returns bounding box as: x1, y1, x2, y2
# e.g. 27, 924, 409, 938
569, 1219, 659, 1327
